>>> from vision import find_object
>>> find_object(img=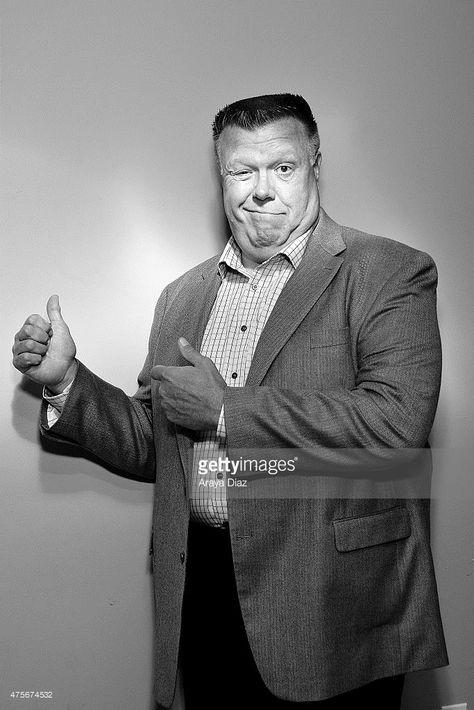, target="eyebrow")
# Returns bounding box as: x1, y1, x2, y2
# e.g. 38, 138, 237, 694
225, 152, 299, 170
